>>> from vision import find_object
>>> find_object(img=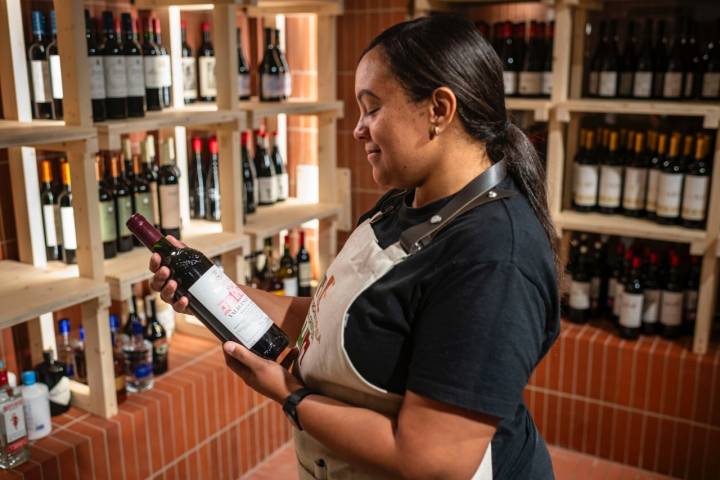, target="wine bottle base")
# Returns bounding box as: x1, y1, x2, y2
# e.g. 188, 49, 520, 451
46, 246, 61, 261
623, 209, 645, 218
63, 248, 77, 265
661, 324, 683, 339
103, 241, 118, 259
655, 216, 679, 225
117, 237, 134, 252
617, 325, 639, 340
641, 322, 658, 335
598, 207, 621, 215
573, 205, 596, 213
568, 309, 588, 324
